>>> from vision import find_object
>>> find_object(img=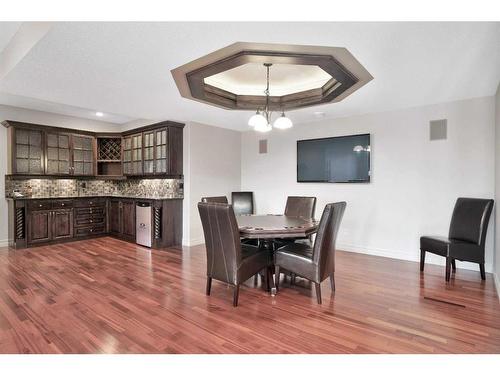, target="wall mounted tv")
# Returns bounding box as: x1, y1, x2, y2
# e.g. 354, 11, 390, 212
297, 134, 371, 183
